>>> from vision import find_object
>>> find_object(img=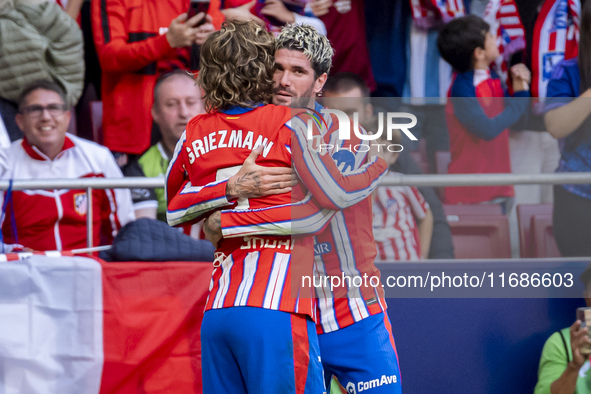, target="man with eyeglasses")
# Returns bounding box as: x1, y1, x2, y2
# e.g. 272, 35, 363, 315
0, 80, 135, 252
